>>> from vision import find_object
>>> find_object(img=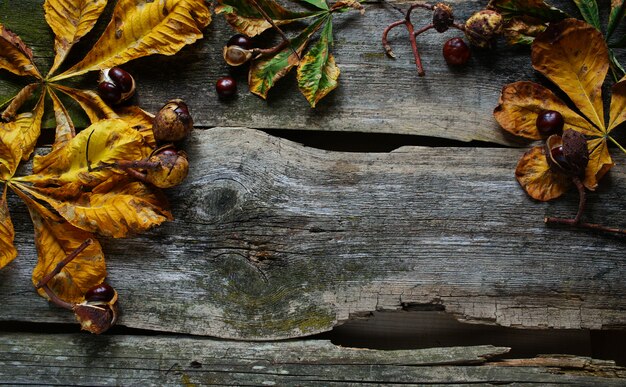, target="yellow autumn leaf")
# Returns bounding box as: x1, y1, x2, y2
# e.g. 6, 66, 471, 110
0, 24, 41, 78
54, 85, 119, 124
531, 19, 608, 131
1, 83, 39, 122
116, 106, 156, 147
494, 81, 598, 139
23, 180, 172, 238
15, 92, 46, 161
48, 87, 75, 150
17, 189, 105, 304
583, 138, 614, 191
515, 145, 571, 201
44, 0, 108, 76
53, 0, 211, 81
0, 186, 17, 269
19, 119, 151, 188
608, 78, 626, 132
0, 119, 24, 179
